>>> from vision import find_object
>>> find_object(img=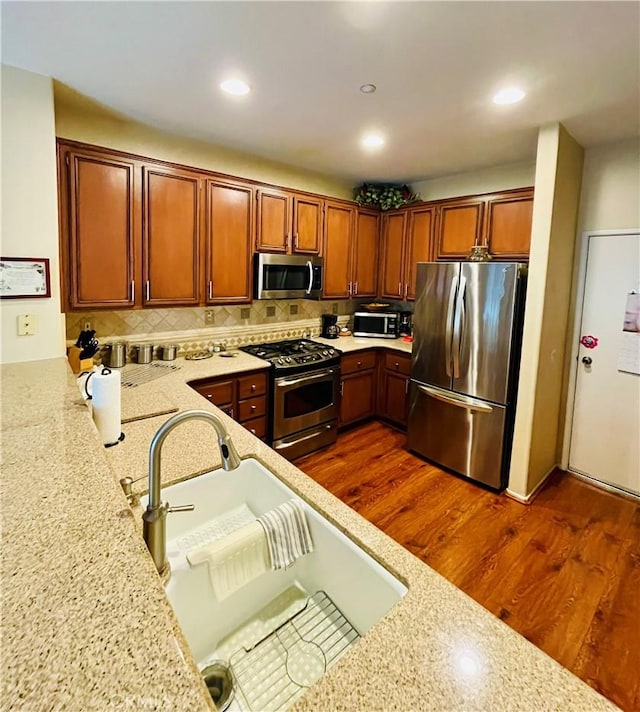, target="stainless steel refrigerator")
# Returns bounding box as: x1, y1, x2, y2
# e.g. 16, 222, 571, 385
407, 262, 527, 490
